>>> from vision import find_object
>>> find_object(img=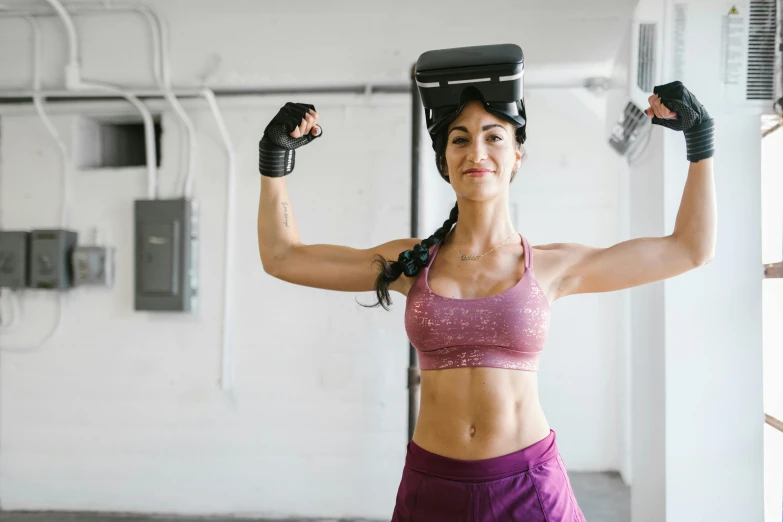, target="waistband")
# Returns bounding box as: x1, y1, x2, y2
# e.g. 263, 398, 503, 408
405, 430, 559, 483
